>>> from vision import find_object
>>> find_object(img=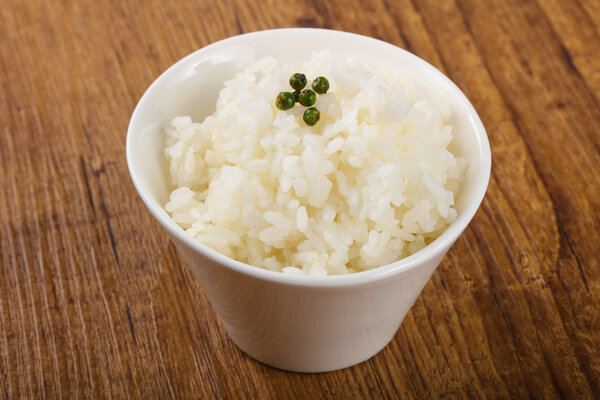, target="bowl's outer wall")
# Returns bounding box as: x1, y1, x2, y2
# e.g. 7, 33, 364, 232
172, 233, 448, 372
